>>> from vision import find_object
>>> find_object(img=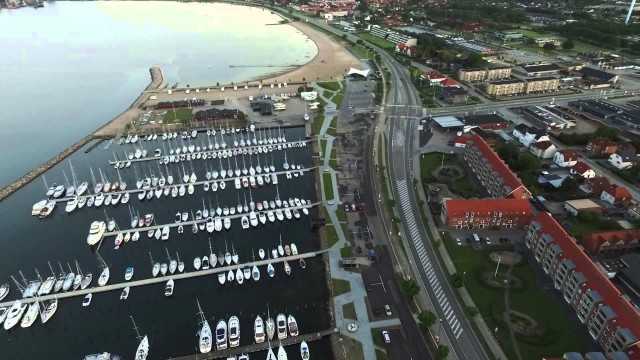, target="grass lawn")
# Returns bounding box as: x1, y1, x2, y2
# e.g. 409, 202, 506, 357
342, 301, 357, 320
329, 146, 338, 170
326, 116, 338, 137
338, 336, 365, 360
312, 115, 324, 136
420, 153, 457, 180
352, 44, 373, 59
441, 232, 587, 359
356, 32, 395, 49
375, 349, 389, 360
323, 173, 334, 200
371, 329, 385, 347
340, 244, 352, 258
332, 91, 344, 108
163, 108, 193, 125
566, 217, 622, 237
518, 28, 553, 39
317, 81, 341, 92
326, 223, 339, 247
332, 278, 351, 296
